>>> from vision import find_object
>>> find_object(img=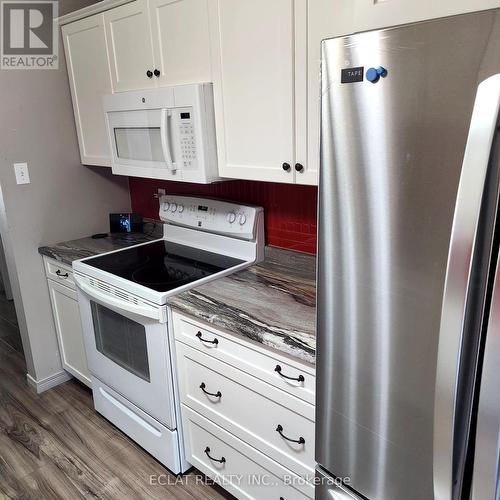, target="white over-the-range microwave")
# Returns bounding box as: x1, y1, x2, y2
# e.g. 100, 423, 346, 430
103, 83, 221, 183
